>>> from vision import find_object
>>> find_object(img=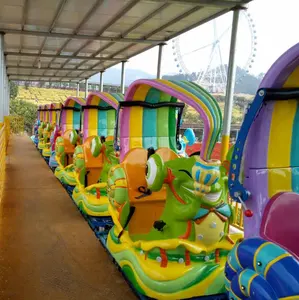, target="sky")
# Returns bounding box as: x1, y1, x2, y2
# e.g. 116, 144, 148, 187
112, 0, 299, 77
